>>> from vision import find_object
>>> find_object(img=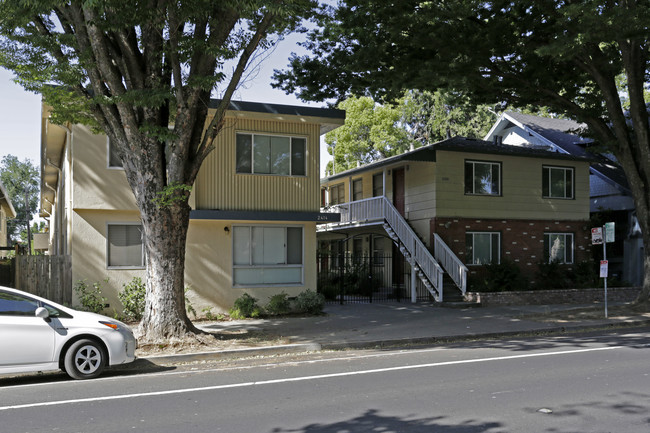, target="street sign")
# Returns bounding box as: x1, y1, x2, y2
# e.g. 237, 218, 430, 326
591, 227, 603, 245
605, 222, 615, 243
600, 260, 608, 278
